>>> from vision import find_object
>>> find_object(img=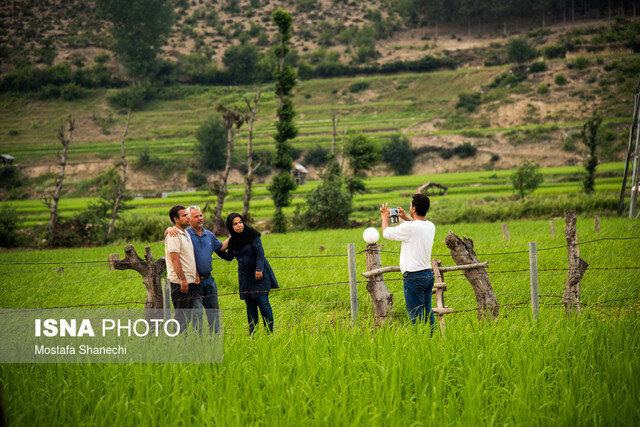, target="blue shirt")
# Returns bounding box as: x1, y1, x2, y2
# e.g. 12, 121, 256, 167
186, 227, 223, 276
